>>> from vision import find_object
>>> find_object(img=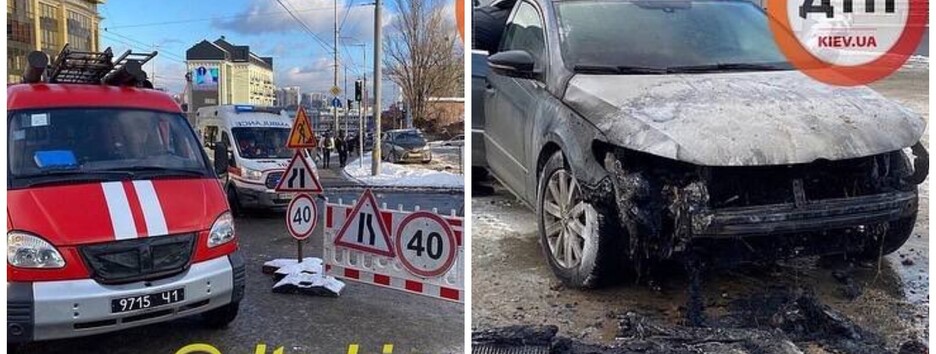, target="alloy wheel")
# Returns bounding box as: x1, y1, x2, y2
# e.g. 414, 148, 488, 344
542, 169, 595, 269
